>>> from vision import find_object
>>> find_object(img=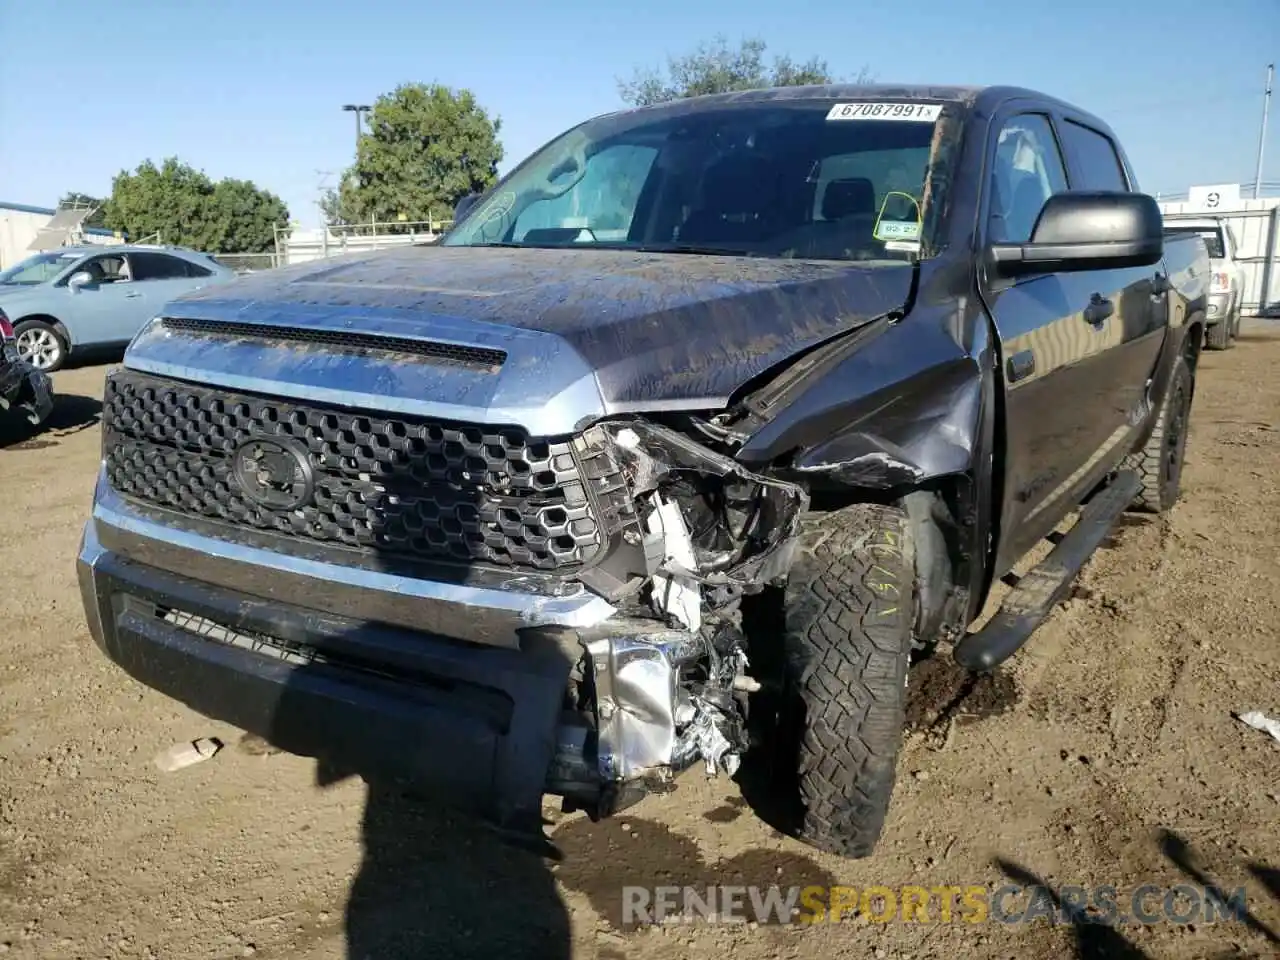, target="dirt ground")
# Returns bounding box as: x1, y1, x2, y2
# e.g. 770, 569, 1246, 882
2, 325, 1279, 960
